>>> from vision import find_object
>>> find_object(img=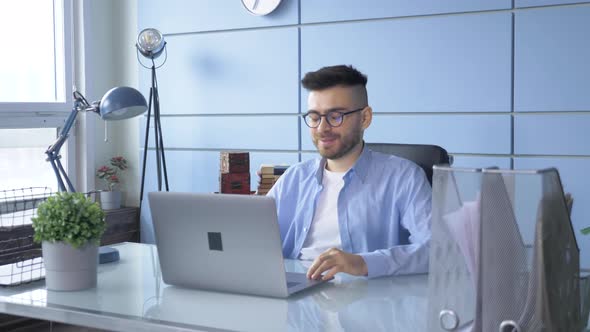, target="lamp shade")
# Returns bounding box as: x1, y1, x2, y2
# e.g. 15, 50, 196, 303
137, 28, 166, 59
99, 86, 148, 120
